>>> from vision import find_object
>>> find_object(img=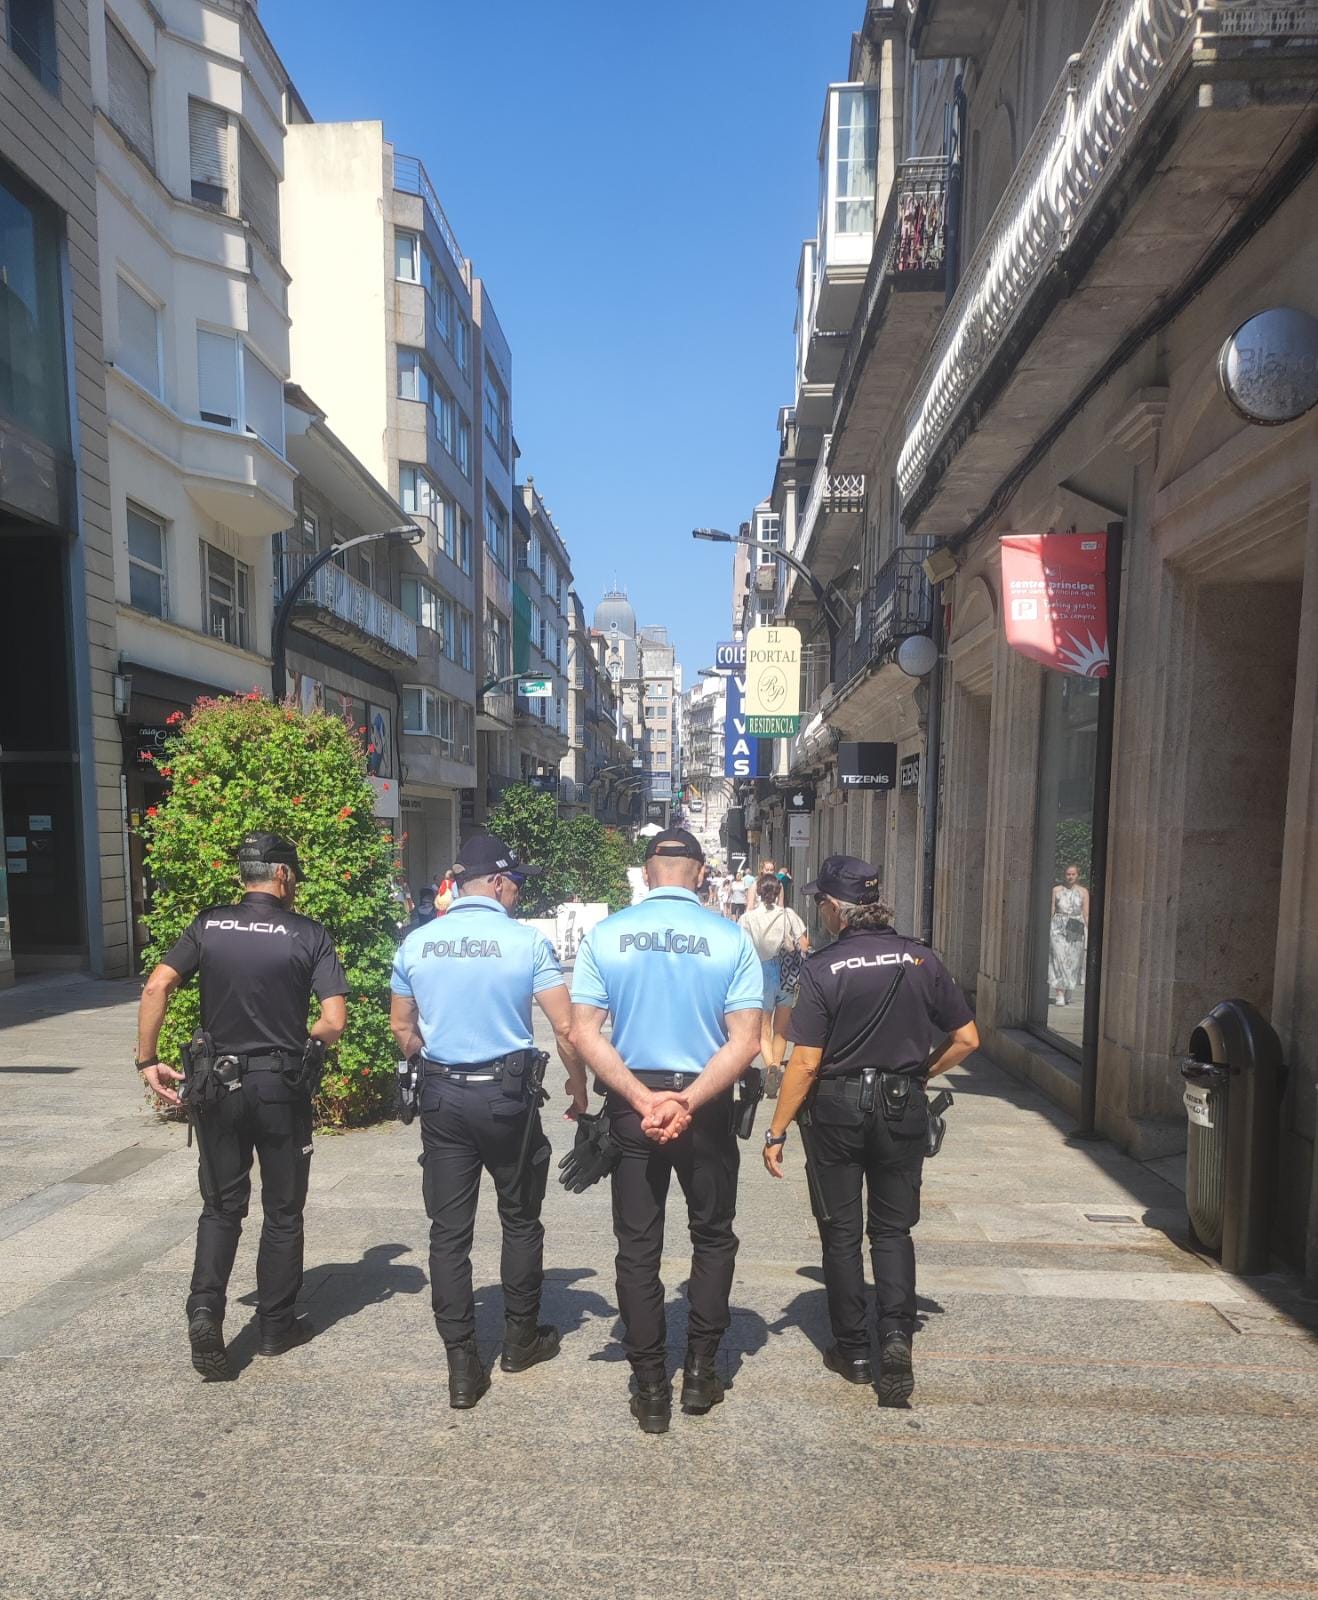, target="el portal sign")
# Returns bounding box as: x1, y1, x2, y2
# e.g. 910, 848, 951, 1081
744, 625, 801, 736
